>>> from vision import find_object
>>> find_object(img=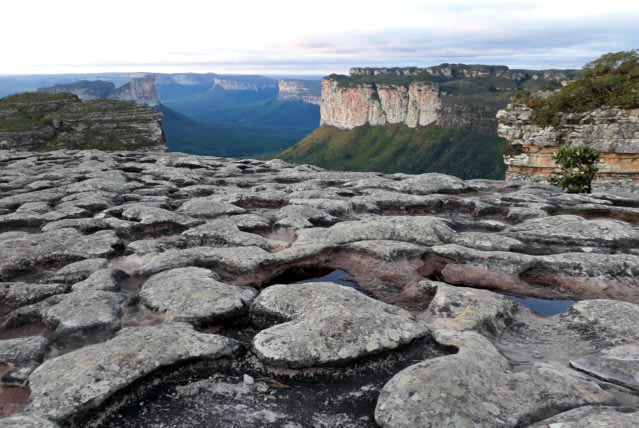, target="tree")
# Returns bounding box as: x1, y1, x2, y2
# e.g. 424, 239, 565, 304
547, 145, 600, 193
